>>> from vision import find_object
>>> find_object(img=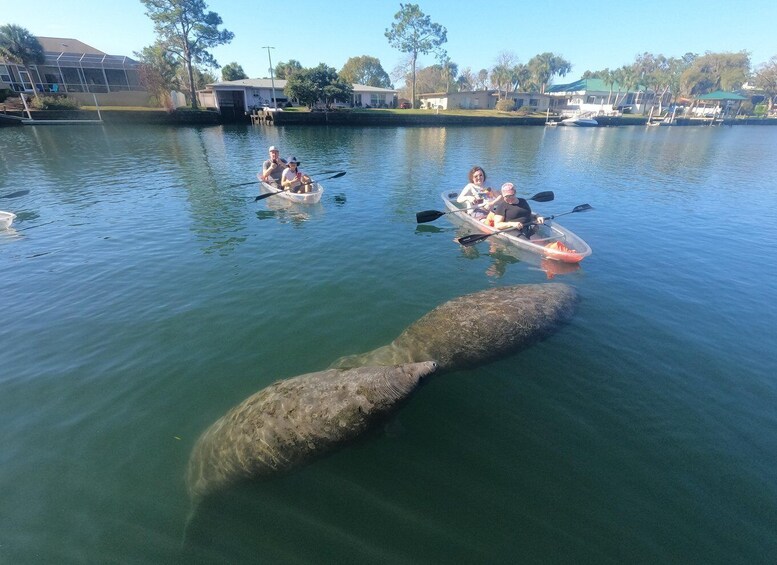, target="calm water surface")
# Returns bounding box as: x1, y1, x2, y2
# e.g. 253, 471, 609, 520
1, 123, 775, 564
